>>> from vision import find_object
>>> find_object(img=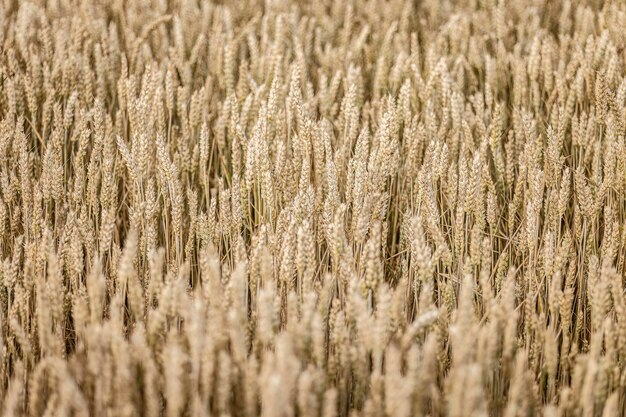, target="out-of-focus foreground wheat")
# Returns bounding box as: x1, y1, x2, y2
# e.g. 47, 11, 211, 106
1, 0, 625, 416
